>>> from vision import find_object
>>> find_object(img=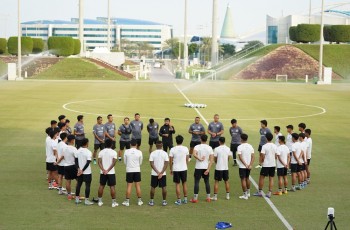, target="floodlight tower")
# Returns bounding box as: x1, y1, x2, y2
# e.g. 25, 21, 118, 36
17, 0, 22, 79
183, 0, 188, 77
79, 0, 84, 56
211, 0, 219, 67
107, 0, 111, 50
318, 0, 325, 82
